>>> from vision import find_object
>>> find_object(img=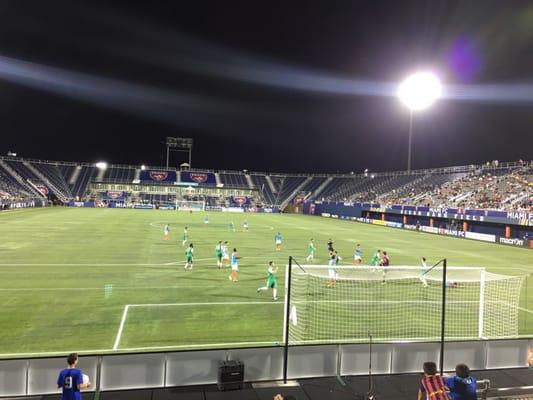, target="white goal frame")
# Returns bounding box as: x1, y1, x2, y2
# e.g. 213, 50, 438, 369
284, 264, 523, 344
175, 199, 206, 211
